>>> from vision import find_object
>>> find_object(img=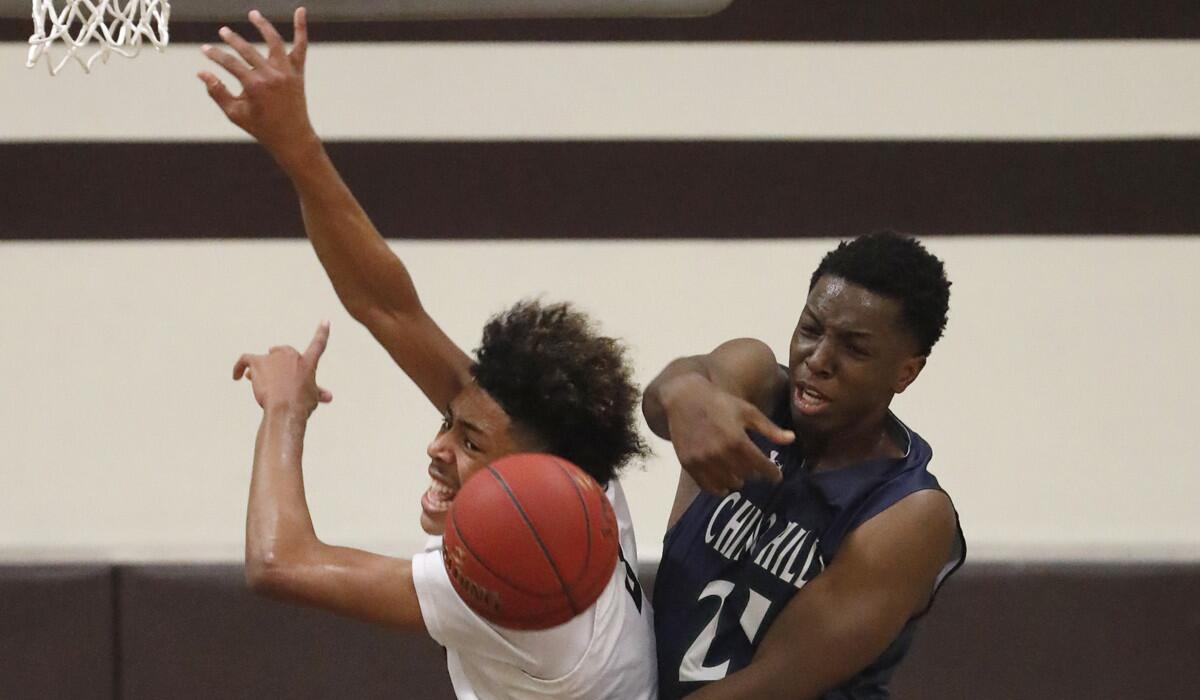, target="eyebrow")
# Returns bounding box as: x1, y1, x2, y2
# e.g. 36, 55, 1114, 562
802, 307, 875, 340
450, 410, 485, 438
